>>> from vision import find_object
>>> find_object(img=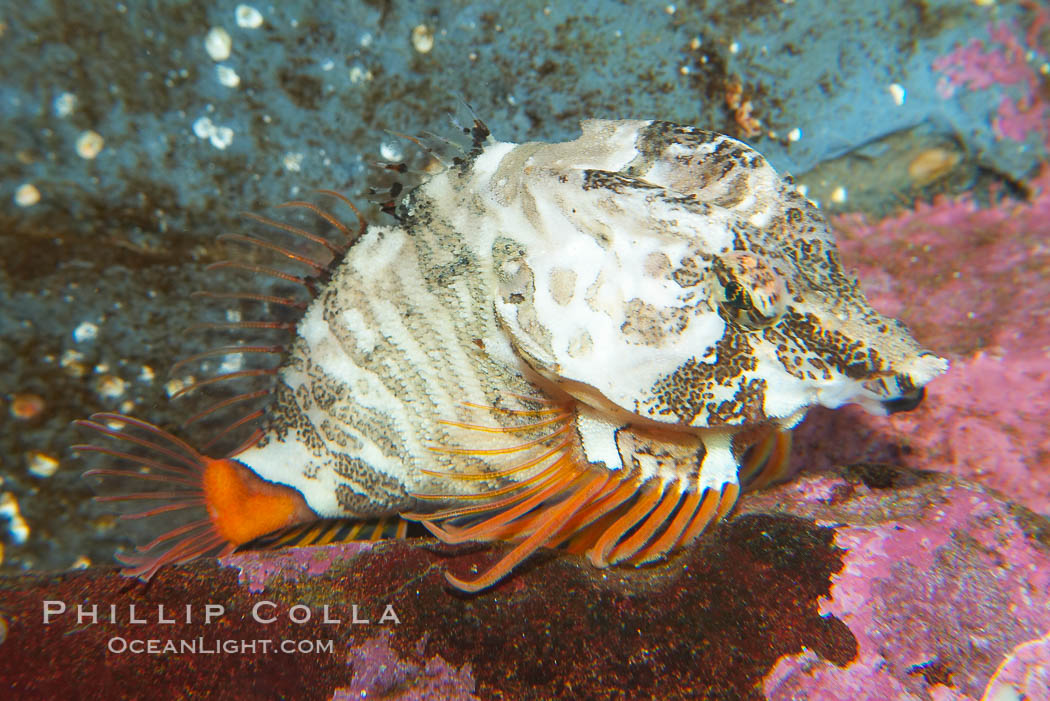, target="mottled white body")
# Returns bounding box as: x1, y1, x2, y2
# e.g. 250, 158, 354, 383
235, 120, 947, 520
